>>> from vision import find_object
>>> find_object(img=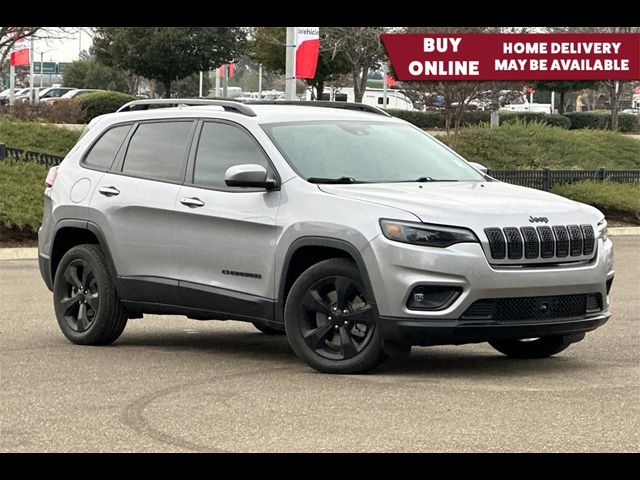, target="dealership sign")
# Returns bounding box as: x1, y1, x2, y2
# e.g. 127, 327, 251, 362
381, 33, 640, 81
